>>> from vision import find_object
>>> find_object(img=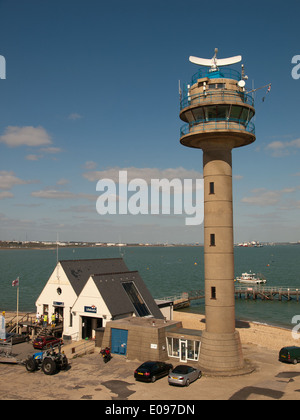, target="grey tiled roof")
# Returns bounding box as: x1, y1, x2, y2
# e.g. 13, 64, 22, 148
60, 258, 129, 296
